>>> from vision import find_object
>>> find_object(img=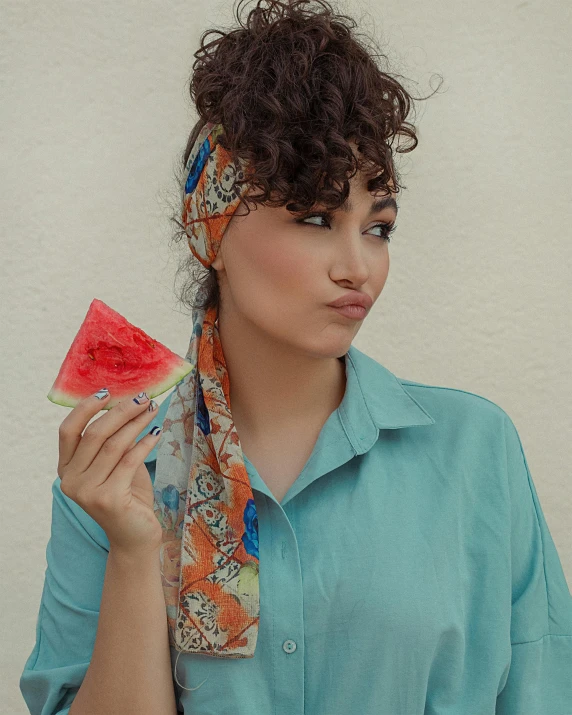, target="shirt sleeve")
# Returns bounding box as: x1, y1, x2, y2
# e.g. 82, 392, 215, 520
19, 476, 110, 714
19, 462, 183, 713
496, 413, 572, 715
